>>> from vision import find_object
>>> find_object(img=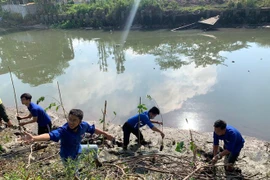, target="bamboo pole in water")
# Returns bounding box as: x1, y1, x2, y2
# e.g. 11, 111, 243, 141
8, 66, 19, 114
102, 100, 107, 131
138, 97, 141, 151
57, 81, 67, 121
157, 103, 164, 151
8, 66, 21, 130
101, 100, 107, 148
